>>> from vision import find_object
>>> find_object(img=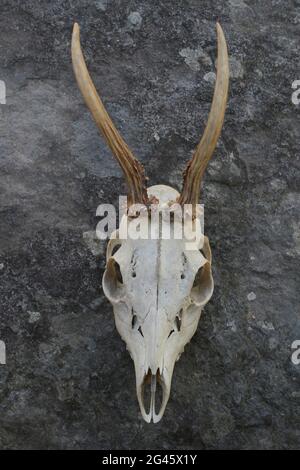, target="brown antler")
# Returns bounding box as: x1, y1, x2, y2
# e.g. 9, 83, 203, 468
178, 23, 229, 207
71, 23, 149, 206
